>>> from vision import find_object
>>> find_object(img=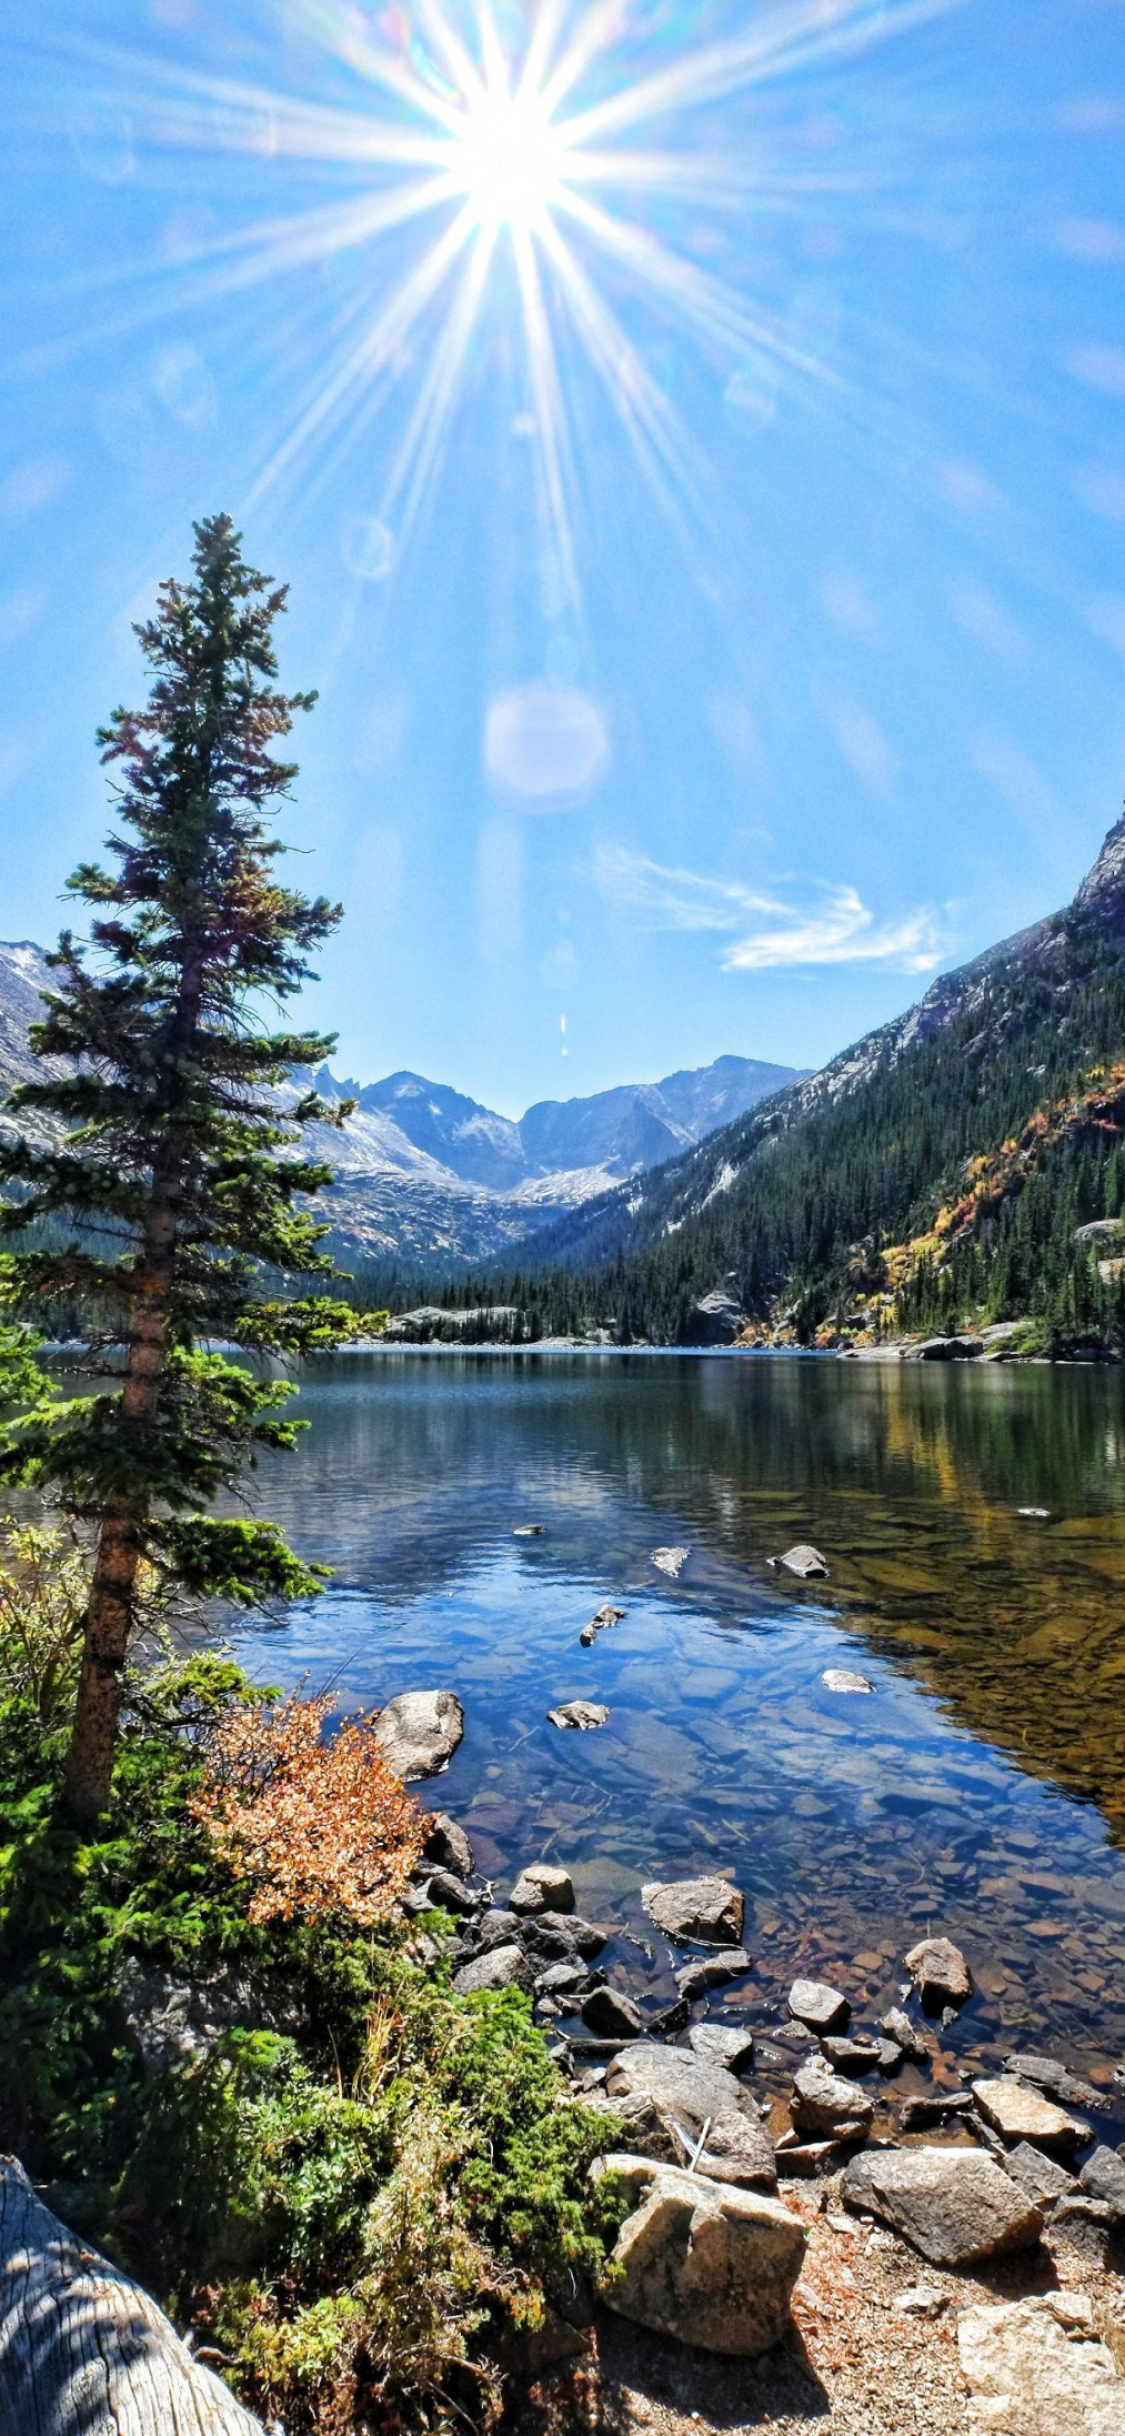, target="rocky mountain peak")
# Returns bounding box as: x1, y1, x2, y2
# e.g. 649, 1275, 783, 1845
1075, 806, 1125, 926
